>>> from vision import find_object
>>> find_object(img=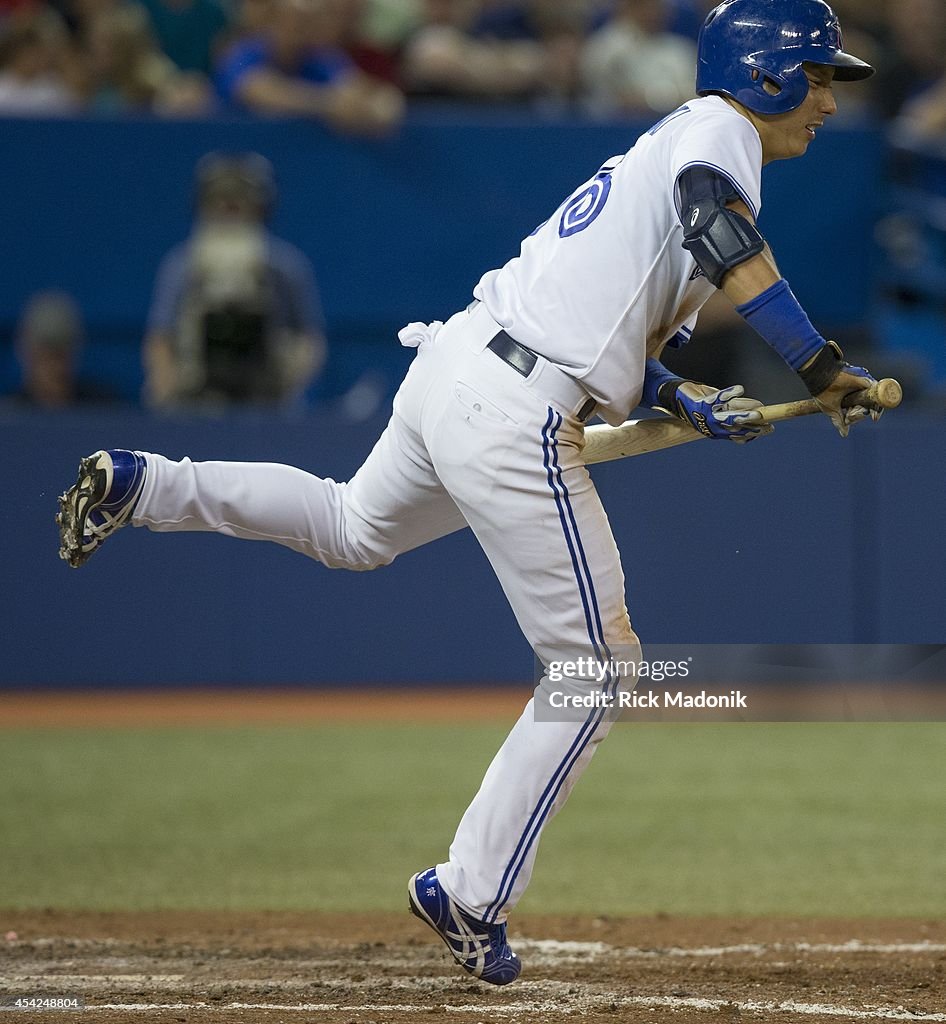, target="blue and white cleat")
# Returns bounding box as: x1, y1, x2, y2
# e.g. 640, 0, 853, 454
408, 867, 521, 986
57, 449, 147, 568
